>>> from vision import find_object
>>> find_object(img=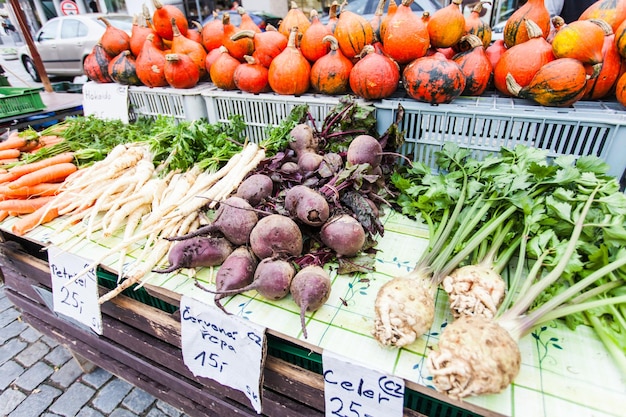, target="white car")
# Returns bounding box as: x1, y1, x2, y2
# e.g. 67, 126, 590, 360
18, 13, 132, 82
